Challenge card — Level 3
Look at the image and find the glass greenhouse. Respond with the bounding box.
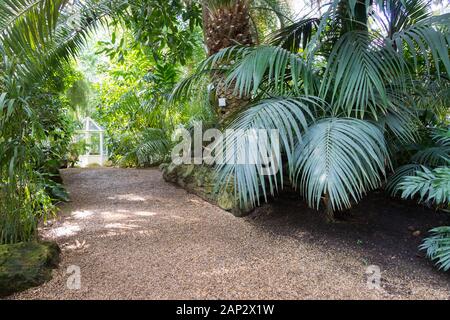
[75,117,107,167]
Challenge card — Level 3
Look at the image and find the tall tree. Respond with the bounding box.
[203,0,254,55]
[202,0,255,123]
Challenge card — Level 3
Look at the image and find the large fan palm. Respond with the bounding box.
[173,0,450,218]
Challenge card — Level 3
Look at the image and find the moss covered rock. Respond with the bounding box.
[161,163,253,216]
[0,241,60,297]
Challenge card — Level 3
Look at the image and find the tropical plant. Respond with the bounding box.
[200,0,291,122]
[388,127,450,203]
[397,166,450,208]
[0,69,69,243]
[406,165,450,272]
[0,0,115,244]
[420,226,450,271]
[384,89,449,272]
[91,29,214,167]
[66,140,88,168]
[173,0,450,220]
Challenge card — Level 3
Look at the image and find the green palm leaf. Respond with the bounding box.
[398,166,450,206]
[268,17,320,51]
[411,146,450,167]
[320,31,405,119]
[170,45,250,101]
[0,0,68,36]
[389,13,450,76]
[135,128,170,166]
[420,226,450,272]
[383,107,418,144]
[1,0,126,83]
[411,129,450,167]
[225,45,319,96]
[292,118,390,211]
[214,97,320,208]
[387,163,423,195]
[374,0,432,36]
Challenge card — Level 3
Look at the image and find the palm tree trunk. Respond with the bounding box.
[203,0,254,55]
[202,0,254,125]
[338,0,369,34]
[323,193,335,222]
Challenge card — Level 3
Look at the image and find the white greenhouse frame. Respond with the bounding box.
[75,117,107,167]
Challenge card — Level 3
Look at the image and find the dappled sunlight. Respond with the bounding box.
[100,210,159,221]
[97,229,156,239]
[101,211,130,221]
[64,239,90,251]
[72,210,95,219]
[170,215,189,220]
[46,207,162,243]
[104,222,140,230]
[4,0,450,301]
[51,224,81,238]
[46,206,163,241]
[134,211,158,217]
[107,194,147,202]
[200,264,251,277]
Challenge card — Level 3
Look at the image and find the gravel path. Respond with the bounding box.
[11,168,450,299]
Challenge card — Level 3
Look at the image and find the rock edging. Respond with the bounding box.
[0,241,60,297]
[160,163,252,217]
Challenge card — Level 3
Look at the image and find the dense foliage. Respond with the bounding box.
[0,0,449,271]
[176,0,450,216]
[174,0,450,268]
[0,0,205,243]
[0,54,75,243]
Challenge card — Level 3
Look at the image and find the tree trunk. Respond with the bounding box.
[202,0,254,125]
[338,0,368,34]
[203,0,254,56]
[323,193,335,222]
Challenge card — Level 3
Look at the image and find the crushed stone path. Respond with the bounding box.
[11,168,450,299]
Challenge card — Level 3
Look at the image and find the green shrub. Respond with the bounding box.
[420,227,450,272]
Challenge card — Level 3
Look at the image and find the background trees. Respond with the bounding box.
[0,0,205,243]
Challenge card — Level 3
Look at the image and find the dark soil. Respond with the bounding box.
[246,190,450,296]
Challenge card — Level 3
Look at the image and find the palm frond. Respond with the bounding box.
[389,13,450,76]
[214,97,320,208]
[398,166,450,206]
[320,31,406,119]
[1,0,126,84]
[381,98,419,143]
[420,226,450,272]
[225,45,319,97]
[411,146,450,167]
[170,45,251,101]
[386,163,423,195]
[268,17,320,51]
[374,0,432,36]
[0,0,68,38]
[135,128,170,166]
[433,128,450,147]
[292,118,390,211]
